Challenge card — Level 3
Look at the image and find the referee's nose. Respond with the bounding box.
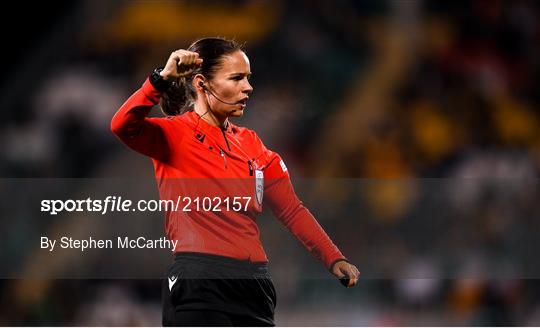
[242,79,253,96]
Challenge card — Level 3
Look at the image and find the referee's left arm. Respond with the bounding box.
[263,155,360,287]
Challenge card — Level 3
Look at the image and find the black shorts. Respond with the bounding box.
[162,252,277,326]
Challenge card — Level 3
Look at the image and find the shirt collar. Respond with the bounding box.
[187,110,235,135]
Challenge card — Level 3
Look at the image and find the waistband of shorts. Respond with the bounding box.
[174,252,269,273]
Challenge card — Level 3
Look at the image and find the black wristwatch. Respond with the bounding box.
[149,68,172,92]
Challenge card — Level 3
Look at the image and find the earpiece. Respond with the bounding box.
[199,81,205,89]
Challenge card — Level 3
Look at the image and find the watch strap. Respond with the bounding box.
[149,68,172,92]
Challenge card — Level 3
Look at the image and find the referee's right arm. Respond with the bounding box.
[111,79,171,161]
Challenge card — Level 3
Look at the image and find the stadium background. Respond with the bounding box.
[1,0,540,325]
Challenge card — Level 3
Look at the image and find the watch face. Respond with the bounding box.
[152,69,162,80]
[150,68,171,91]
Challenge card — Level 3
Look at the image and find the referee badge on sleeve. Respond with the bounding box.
[255,169,264,205]
[280,159,288,172]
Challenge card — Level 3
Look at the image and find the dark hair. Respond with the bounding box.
[161,37,244,116]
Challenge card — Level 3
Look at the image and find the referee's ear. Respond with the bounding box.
[193,74,206,92]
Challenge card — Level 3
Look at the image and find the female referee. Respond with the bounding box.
[111,37,359,326]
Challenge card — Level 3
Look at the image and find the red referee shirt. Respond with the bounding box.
[111,78,346,270]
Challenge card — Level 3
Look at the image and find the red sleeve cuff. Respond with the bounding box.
[141,78,164,105]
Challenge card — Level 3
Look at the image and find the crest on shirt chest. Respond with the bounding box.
[255,169,264,205]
